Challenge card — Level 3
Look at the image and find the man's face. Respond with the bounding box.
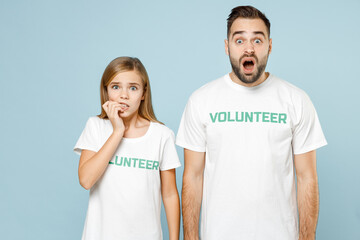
[225,18,272,85]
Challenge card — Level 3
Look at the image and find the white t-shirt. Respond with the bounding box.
[176,73,327,240]
[74,116,181,240]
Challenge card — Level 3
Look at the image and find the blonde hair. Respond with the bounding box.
[98,57,162,124]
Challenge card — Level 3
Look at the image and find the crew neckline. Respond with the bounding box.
[224,73,274,92]
[120,121,153,142]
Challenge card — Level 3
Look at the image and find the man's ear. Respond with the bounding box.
[268,38,272,54]
[225,39,229,56]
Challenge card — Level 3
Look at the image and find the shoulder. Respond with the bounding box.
[270,75,318,124]
[85,116,110,130]
[87,115,101,123]
[271,75,311,103]
[189,75,227,103]
[87,115,105,124]
[150,122,176,139]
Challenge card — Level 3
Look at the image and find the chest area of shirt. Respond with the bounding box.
[108,155,160,171]
[204,107,293,144]
[101,135,163,172]
[209,111,287,124]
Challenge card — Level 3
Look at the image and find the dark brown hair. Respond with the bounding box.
[98,57,162,124]
[227,6,271,38]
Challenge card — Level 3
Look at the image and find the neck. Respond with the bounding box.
[229,71,269,87]
[122,113,141,129]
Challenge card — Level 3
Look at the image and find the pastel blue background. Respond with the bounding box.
[1,0,359,239]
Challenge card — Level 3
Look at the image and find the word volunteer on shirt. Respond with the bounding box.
[109,156,159,170]
[210,111,287,124]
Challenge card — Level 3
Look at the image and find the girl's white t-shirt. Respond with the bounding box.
[176,74,327,240]
[74,117,181,240]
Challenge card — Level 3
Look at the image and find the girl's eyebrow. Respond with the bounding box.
[109,82,141,86]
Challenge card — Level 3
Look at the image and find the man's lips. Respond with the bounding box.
[241,57,256,74]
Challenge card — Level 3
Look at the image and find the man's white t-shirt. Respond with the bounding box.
[74,116,181,240]
[176,74,327,240]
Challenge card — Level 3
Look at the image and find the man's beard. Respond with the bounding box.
[229,52,269,84]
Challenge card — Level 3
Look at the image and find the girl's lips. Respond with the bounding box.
[120,103,129,107]
[119,103,129,111]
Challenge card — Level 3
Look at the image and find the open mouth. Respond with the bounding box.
[119,103,129,110]
[241,57,256,73]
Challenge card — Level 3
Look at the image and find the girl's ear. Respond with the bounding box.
[104,86,109,100]
[141,87,146,100]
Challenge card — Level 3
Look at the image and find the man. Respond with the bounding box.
[176,5,327,240]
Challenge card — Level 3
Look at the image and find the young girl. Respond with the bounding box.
[74,57,181,240]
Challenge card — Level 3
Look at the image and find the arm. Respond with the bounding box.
[78,131,123,190]
[182,149,205,240]
[161,169,180,240]
[294,150,319,240]
[78,101,125,190]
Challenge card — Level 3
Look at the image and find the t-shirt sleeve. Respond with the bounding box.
[292,93,327,155]
[160,130,181,171]
[73,117,101,155]
[176,96,206,152]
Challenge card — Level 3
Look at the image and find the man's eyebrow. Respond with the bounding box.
[232,31,245,38]
[232,31,266,38]
[253,31,266,38]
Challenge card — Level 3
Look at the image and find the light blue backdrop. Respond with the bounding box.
[1,0,359,239]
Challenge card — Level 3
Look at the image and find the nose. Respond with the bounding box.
[244,42,255,55]
[120,89,129,99]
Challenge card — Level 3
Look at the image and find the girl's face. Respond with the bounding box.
[107,70,145,120]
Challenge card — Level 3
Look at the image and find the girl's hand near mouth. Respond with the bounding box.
[102,101,125,134]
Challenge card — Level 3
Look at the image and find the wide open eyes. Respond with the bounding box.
[235,38,262,44]
[111,85,138,91]
[254,39,262,44]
